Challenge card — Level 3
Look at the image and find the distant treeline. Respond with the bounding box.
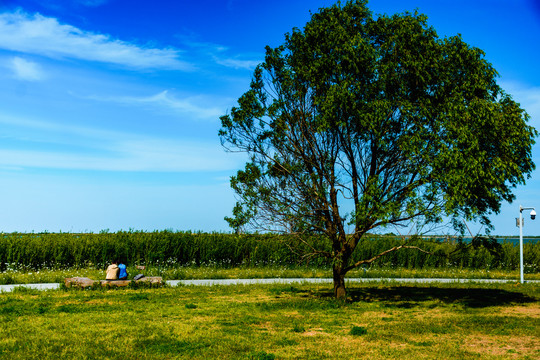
[0,231,538,272]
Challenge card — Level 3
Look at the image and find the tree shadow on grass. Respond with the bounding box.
[319,286,538,308]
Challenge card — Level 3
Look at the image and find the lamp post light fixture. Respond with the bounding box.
[518,205,536,283]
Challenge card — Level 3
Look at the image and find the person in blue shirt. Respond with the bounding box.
[118,259,128,280]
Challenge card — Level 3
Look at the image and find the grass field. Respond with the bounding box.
[1,281,538,359]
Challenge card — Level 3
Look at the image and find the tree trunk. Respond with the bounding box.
[333,265,346,299]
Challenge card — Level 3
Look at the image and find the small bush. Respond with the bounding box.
[350,326,367,336]
[129,294,149,301]
[249,351,275,360]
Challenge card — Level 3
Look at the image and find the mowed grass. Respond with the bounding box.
[1,282,539,359]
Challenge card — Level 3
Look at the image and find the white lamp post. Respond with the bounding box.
[518,205,535,283]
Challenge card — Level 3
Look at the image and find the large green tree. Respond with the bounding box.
[219,0,536,298]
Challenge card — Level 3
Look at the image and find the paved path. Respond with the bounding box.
[1,277,538,293]
[0,283,61,292]
[166,278,539,287]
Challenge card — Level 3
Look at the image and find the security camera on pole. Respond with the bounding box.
[518,205,536,283]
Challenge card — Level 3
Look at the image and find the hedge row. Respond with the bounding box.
[0,231,538,272]
[0,231,304,270]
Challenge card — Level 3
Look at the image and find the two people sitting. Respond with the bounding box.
[106,259,128,280]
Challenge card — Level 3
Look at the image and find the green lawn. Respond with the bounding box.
[1,282,538,359]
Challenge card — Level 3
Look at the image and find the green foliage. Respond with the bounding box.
[0,231,538,275]
[0,231,303,271]
[248,351,276,360]
[128,293,149,301]
[292,323,305,333]
[351,236,540,273]
[349,326,368,335]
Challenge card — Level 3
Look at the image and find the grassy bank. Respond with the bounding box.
[1,266,539,285]
[1,282,538,359]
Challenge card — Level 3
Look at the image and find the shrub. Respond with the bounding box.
[350,326,368,336]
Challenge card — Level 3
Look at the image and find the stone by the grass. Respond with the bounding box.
[64,276,163,288]
[64,277,96,288]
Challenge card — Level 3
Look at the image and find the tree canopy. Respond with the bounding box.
[219,0,537,298]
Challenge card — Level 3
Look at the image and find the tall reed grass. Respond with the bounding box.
[0,231,538,273]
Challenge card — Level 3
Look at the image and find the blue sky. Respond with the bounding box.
[0,0,539,235]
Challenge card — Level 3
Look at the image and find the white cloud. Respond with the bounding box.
[0,140,236,172]
[10,56,44,81]
[0,111,125,144]
[178,36,260,70]
[214,56,260,70]
[0,113,242,172]
[0,11,192,70]
[134,91,225,119]
[79,90,227,120]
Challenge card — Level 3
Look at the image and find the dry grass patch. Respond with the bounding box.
[83,299,116,305]
[498,304,540,318]
[464,335,540,358]
[302,328,329,337]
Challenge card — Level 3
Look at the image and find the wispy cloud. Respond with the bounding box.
[0,113,240,172]
[10,56,45,81]
[128,91,225,119]
[0,11,192,70]
[0,141,235,172]
[78,90,227,120]
[178,36,260,70]
[213,56,260,70]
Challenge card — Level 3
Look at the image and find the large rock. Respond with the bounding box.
[64,276,163,288]
[64,277,96,288]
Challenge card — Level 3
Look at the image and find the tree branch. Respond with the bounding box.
[344,244,433,273]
